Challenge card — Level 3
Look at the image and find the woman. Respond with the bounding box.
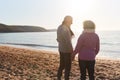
[72,20,100,80]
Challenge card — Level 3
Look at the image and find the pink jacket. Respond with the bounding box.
[74,31,100,60]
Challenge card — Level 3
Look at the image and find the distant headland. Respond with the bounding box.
[0,23,56,32]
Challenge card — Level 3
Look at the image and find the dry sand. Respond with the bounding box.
[0,45,120,80]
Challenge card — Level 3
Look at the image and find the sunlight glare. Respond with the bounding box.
[66,0,97,32]
[68,0,95,16]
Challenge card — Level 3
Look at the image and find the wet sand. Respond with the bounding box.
[0,45,120,80]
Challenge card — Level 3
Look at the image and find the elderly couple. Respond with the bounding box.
[57,16,100,80]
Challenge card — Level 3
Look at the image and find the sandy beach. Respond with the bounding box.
[0,45,120,80]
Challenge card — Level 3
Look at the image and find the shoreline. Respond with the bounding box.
[0,45,120,79]
[1,44,119,61]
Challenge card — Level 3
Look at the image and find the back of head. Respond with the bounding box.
[83,20,95,29]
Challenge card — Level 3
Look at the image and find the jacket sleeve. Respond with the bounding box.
[74,35,83,54]
[95,36,100,55]
[62,28,73,52]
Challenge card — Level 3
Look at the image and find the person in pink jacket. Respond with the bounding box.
[72,20,100,80]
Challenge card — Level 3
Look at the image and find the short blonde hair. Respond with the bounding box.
[83,20,95,29]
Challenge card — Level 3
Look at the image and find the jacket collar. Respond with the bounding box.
[83,29,95,33]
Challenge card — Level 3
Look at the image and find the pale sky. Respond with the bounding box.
[0,0,120,31]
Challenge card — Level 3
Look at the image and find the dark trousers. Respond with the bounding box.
[57,52,71,80]
[79,60,95,80]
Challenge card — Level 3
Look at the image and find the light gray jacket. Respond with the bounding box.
[57,25,73,53]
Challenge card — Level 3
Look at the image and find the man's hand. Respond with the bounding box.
[71,53,75,61]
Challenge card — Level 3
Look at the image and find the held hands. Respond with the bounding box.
[71,53,76,61]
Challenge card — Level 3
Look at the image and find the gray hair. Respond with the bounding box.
[83,20,95,29]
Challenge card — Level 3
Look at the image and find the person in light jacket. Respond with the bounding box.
[72,20,100,80]
[57,15,74,80]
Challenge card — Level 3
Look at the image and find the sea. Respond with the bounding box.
[0,31,120,60]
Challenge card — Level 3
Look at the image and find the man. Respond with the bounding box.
[57,15,74,80]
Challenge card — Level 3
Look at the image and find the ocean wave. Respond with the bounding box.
[1,43,58,48]
[101,42,120,45]
[101,49,120,53]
